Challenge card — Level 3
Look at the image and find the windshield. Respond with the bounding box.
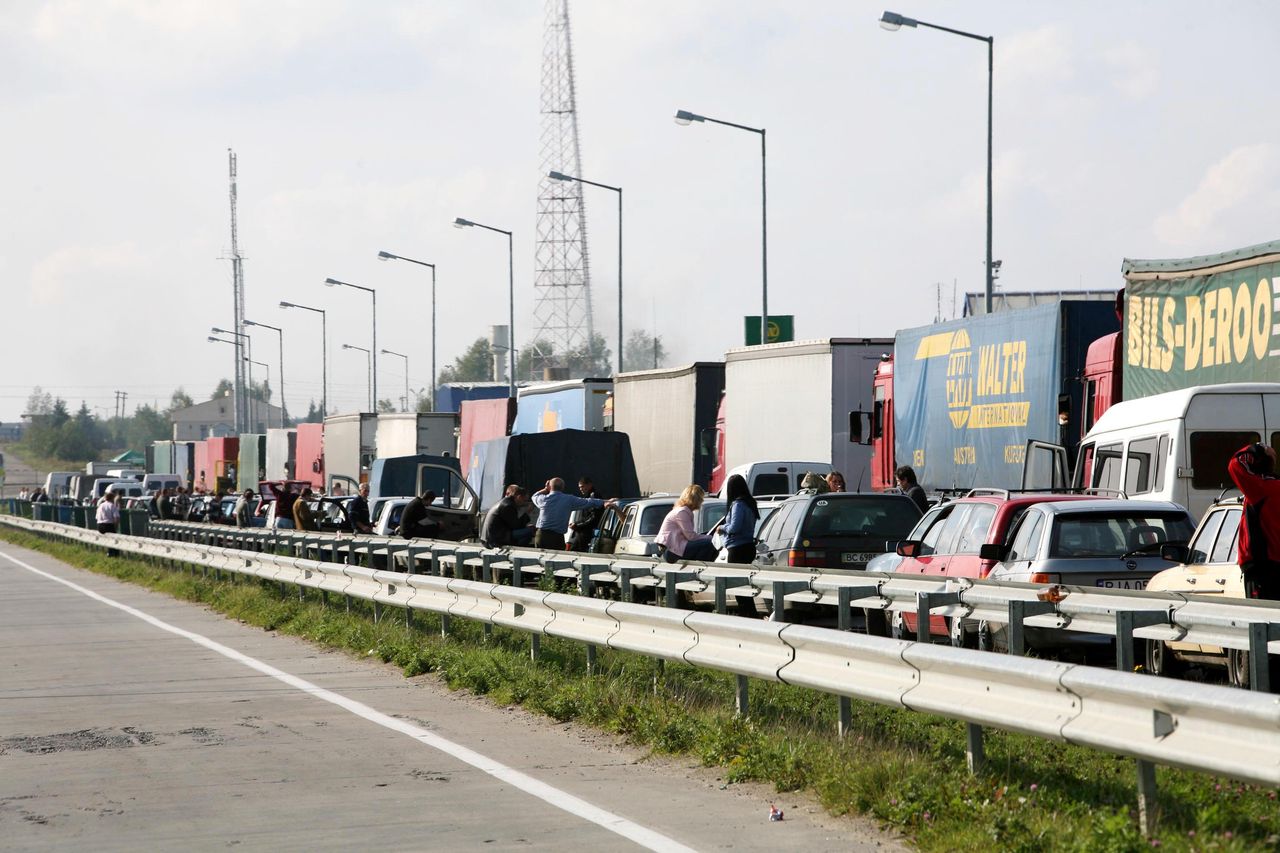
[802,496,921,539]
[1049,511,1194,558]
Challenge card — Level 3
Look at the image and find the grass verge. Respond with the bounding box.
[2,527,1277,851]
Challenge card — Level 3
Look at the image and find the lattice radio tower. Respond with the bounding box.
[533,0,594,373]
[228,149,247,432]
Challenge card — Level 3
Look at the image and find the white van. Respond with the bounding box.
[142,474,183,495]
[1024,383,1280,520]
[94,478,145,501]
[43,471,78,500]
[106,468,145,481]
[721,461,834,497]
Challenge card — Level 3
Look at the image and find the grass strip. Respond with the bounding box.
[3,527,1277,852]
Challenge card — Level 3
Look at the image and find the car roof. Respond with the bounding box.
[1031,498,1189,515]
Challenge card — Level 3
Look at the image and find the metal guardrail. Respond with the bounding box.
[5,513,1280,839]
[137,518,1280,690]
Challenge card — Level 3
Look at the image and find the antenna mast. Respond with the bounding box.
[228,149,247,432]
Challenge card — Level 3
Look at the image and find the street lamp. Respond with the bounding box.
[880,9,994,314]
[324,277,377,412]
[212,326,255,427]
[208,334,256,431]
[279,300,327,419]
[380,348,409,412]
[341,344,372,411]
[674,109,768,346]
[378,250,437,410]
[549,171,623,373]
[245,319,285,427]
[453,217,516,396]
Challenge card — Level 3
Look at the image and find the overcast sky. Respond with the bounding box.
[4,0,1279,422]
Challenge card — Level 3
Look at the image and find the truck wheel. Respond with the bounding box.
[863,608,889,636]
[1143,639,1185,679]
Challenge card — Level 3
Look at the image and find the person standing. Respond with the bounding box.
[292,487,318,531]
[719,474,760,565]
[481,485,534,548]
[398,490,440,540]
[656,485,718,563]
[895,466,929,513]
[155,488,172,520]
[266,482,297,530]
[96,491,121,557]
[531,478,614,551]
[349,482,373,534]
[234,489,255,528]
[568,476,604,551]
[1228,443,1280,600]
[174,486,191,521]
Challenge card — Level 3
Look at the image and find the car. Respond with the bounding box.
[1143,496,1280,688]
[753,491,922,571]
[604,496,727,558]
[880,491,1102,643]
[373,493,479,542]
[979,499,1195,653]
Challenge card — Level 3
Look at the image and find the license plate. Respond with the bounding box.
[1096,578,1148,590]
[842,552,876,564]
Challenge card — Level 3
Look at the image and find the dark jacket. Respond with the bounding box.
[398,494,438,539]
[481,496,527,547]
[349,494,372,533]
[904,484,928,513]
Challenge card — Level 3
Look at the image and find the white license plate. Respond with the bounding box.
[1096,578,1148,590]
[842,552,876,564]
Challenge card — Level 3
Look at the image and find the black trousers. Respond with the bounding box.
[534,529,566,551]
[1244,563,1280,601]
[97,522,119,557]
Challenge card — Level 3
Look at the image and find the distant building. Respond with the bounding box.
[169,397,283,440]
[0,422,24,441]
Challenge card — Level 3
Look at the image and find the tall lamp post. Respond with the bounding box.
[324,278,377,412]
[381,349,409,412]
[453,217,516,396]
[208,334,255,429]
[378,251,437,410]
[341,344,372,411]
[212,326,255,427]
[279,300,327,419]
[674,108,768,346]
[244,319,285,427]
[548,171,623,373]
[880,10,994,314]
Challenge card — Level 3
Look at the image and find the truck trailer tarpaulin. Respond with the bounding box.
[893,301,1117,492]
[467,430,640,510]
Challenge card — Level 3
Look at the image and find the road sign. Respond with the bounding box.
[744,315,794,346]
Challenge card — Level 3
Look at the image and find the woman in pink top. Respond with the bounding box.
[655,485,718,563]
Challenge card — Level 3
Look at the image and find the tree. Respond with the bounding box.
[623,329,668,372]
[565,333,611,377]
[438,337,495,384]
[515,338,557,381]
[211,378,234,400]
[377,398,395,413]
[25,386,53,417]
[125,404,170,449]
[164,387,194,417]
[301,400,323,423]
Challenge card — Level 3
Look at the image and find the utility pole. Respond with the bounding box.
[227,149,247,433]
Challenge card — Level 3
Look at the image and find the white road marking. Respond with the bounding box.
[1,549,697,853]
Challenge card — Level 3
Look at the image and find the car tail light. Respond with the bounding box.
[1030,572,1060,585]
[787,549,825,567]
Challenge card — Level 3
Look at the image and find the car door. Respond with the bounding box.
[895,504,954,576]
[756,500,802,566]
[944,502,998,580]
[1022,440,1068,490]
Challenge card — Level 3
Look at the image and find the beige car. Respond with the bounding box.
[1144,497,1254,685]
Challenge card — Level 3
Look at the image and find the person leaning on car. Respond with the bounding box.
[292,487,318,531]
[1228,442,1280,600]
[531,478,616,551]
[349,482,373,534]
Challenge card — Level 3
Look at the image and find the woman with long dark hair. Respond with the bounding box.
[720,474,759,564]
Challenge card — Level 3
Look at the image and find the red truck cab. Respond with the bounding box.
[870,356,895,492]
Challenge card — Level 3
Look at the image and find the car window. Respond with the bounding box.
[800,497,920,539]
[753,473,788,496]
[1049,512,1195,558]
[1006,510,1046,562]
[699,501,727,534]
[778,501,808,542]
[1188,509,1226,563]
[908,505,946,541]
[932,504,976,555]
[1209,508,1242,564]
[1190,431,1260,490]
[638,505,670,537]
[952,503,997,555]
[1124,436,1160,495]
[917,505,955,556]
[1093,444,1123,492]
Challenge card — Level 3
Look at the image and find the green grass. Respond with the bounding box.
[2,526,1277,851]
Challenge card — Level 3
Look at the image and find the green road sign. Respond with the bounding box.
[744,315,794,346]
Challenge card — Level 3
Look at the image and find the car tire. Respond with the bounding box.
[863,608,889,637]
[889,610,907,641]
[976,620,1008,654]
[949,615,977,649]
[1228,647,1251,689]
[1143,638,1185,679]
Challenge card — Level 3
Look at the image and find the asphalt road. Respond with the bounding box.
[0,541,904,852]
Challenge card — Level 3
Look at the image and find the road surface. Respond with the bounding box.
[0,541,904,851]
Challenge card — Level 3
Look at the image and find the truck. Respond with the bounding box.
[870,301,1118,493]
[294,423,324,490]
[148,440,195,487]
[611,363,725,494]
[720,338,892,493]
[237,434,266,492]
[207,436,240,494]
[193,440,210,492]
[434,382,512,413]
[265,428,297,481]
[513,378,612,434]
[374,412,458,459]
[322,413,377,494]
[459,397,516,477]
[467,430,641,510]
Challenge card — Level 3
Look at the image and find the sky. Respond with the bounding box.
[3,0,1279,422]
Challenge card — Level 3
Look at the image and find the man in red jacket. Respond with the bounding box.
[1227,442,1280,600]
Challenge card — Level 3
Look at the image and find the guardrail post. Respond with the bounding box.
[665,571,698,609]
[1115,610,1169,673]
[917,591,961,643]
[586,643,597,674]
[530,634,540,661]
[1136,759,1157,838]
[578,563,594,598]
[966,724,985,774]
[1247,622,1280,692]
[1007,600,1056,656]
[617,566,649,603]
[770,580,809,623]
[836,588,857,736]
[481,552,495,584]
[735,674,749,717]
[714,576,730,614]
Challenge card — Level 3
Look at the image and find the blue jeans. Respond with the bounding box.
[511,527,535,546]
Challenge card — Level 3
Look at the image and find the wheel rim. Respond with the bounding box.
[1146,639,1162,675]
[891,611,906,641]
[949,616,967,648]
[1229,648,1250,688]
[977,620,992,652]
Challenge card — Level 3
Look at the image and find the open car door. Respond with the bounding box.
[1022,440,1068,491]
[416,463,481,541]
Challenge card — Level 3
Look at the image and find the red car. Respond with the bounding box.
[887,492,1097,645]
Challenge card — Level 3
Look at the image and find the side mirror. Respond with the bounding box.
[1160,543,1191,564]
[849,411,872,445]
[978,542,1006,562]
[895,540,920,558]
